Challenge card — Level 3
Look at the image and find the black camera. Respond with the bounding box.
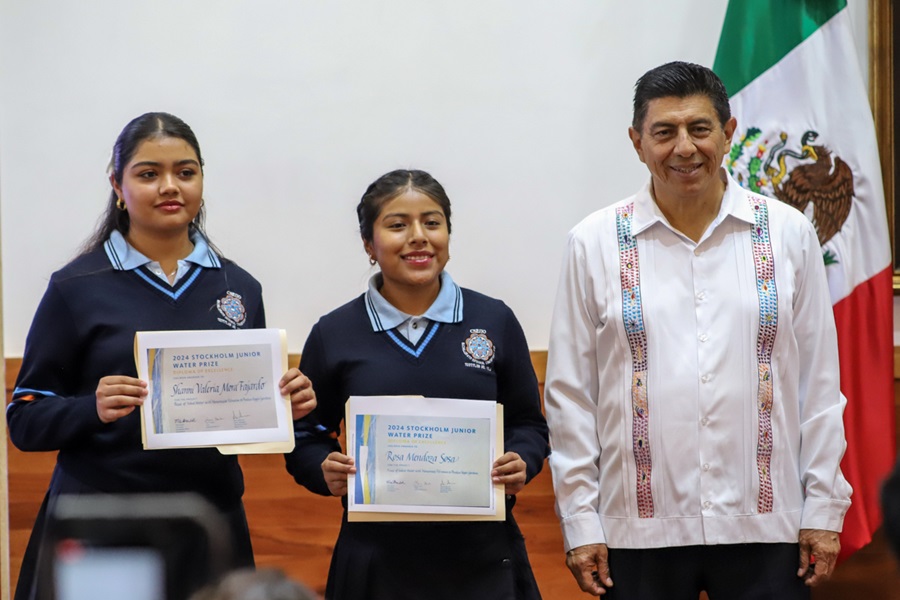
[38,493,233,600]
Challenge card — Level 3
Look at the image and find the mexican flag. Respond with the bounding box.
[714,0,895,561]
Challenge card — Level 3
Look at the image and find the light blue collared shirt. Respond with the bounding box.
[364,271,464,343]
[103,229,221,284]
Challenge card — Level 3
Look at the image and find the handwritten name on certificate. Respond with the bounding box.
[347,396,500,518]
[135,329,293,451]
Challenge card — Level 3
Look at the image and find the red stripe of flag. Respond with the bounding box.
[833,266,896,561]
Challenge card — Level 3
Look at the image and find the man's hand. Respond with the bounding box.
[565,543,613,596]
[798,528,840,586]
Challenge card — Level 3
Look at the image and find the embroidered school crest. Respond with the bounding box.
[462,329,495,370]
[726,127,855,265]
[217,291,247,328]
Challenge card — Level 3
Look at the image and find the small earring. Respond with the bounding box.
[368,256,377,266]
[116,198,126,211]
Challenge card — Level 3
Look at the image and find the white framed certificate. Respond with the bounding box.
[346,396,505,521]
[134,328,293,453]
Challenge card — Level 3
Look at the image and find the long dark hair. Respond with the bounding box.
[356,169,452,244]
[80,112,215,255]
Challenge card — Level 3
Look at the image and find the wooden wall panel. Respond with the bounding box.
[1,329,7,599]
[5,355,900,598]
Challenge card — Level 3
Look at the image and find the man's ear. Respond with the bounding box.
[628,126,646,164]
[723,116,738,151]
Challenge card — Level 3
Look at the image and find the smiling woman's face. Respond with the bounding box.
[111,135,203,242]
[365,189,450,305]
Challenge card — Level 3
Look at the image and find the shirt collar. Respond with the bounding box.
[364,271,464,332]
[720,169,757,225]
[630,168,754,237]
[103,229,221,271]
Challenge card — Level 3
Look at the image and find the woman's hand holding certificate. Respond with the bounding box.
[95,375,148,423]
[323,452,357,497]
[491,452,527,495]
[279,367,317,421]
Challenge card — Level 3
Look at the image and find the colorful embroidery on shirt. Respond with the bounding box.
[616,203,653,518]
[748,195,777,513]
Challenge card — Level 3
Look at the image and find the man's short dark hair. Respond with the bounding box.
[632,61,731,131]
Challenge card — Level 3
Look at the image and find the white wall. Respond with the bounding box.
[0,0,877,355]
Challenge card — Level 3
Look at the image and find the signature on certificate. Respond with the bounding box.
[385,479,406,492]
[232,410,250,429]
[440,479,456,493]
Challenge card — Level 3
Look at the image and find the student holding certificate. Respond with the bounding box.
[7,113,317,600]
[285,169,550,600]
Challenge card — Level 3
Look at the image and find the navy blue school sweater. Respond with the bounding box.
[285,289,549,494]
[285,288,549,600]
[7,247,265,509]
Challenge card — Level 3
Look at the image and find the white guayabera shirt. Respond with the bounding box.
[544,169,851,551]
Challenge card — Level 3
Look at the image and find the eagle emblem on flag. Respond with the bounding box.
[726,128,855,263]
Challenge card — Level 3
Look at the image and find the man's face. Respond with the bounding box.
[628,94,736,205]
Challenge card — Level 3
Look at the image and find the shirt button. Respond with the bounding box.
[701,374,711,383]
[701,417,709,426]
[697,291,706,301]
[702,463,710,471]
[412,322,418,329]
[694,249,701,256]
[703,500,712,510]
[698,333,709,342]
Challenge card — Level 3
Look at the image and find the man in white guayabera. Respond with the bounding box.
[544,61,851,600]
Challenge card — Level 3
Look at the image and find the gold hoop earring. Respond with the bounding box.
[116,198,126,211]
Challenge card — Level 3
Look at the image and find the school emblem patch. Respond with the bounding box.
[462,329,495,370]
[217,291,247,328]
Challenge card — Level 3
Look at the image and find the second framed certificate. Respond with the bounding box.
[346,396,505,521]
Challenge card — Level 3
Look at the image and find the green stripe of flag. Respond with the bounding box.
[713,0,846,96]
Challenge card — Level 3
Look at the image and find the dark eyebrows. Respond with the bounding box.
[380,210,445,220]
[648,117,715,132]
[129,159,201,170]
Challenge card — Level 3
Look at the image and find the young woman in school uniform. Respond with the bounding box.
[285,169,549,600]
[8,112,317,600]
